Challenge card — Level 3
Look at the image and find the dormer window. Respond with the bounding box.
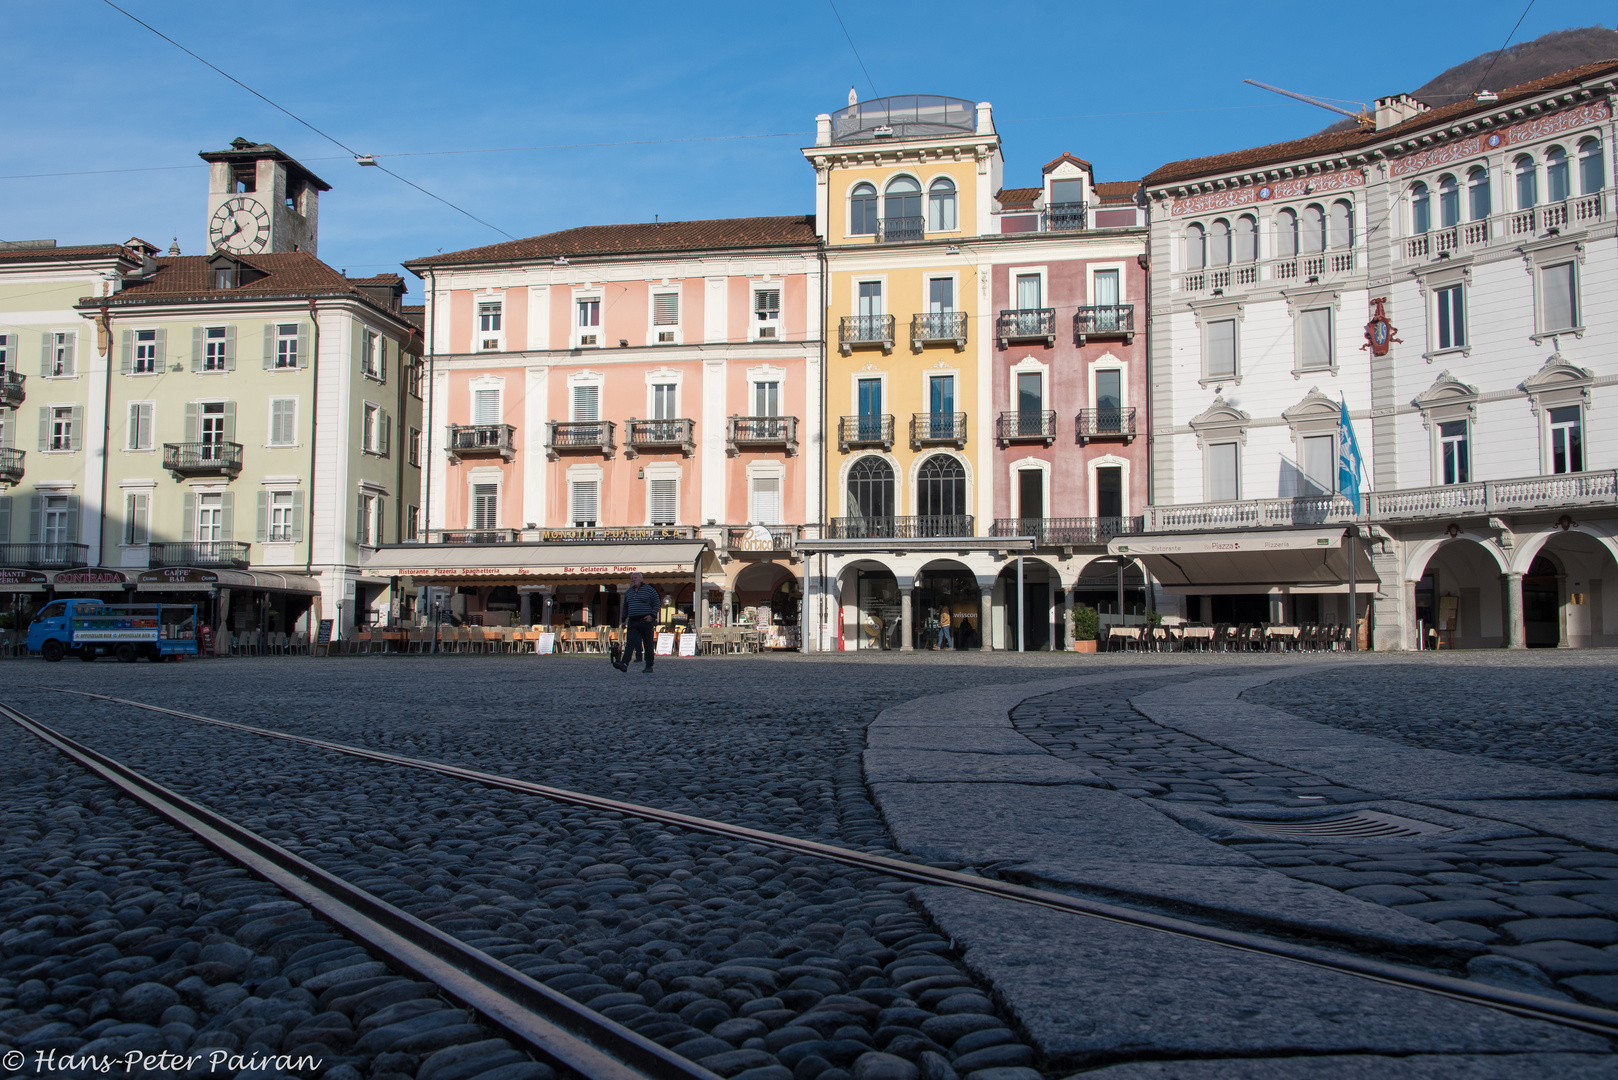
[214,268,234,289]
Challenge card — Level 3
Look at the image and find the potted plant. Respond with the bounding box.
[1070,605,1100,653]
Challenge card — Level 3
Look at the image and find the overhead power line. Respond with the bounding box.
[827,0,878,100]
[1472,0,1539,94]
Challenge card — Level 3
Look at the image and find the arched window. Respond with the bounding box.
[1467,166,1490,222]
[1209,219,1231,266]
[1275,208,1298,256]
[927,178,957,231]
[884,176,921,221]
[848,456,894,522]
[1184,223,1205,269]
[1514,156,1537,209]
[1410,183,1431,233]
[1328,200,1354,249]
[1580,136,1605,194]
[916,455,966,524]
[1438,175,1460,227]
[1546,147,1570,202]
[1233,215,1257,263]
[850,183,877,235]
[1301,204,1325,253]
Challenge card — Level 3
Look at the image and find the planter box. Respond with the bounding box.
[1072,640,1098,653]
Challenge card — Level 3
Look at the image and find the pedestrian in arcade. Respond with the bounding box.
[616,571,660,673]
[937,606,953,650]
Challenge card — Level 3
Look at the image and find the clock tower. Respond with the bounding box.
[200,137,331,256]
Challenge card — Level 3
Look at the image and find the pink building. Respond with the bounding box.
[392,218,823,639]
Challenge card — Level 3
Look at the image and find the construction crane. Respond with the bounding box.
[1243,79,1375,132]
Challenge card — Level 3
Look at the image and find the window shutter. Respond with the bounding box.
[256,490,269,543]
[223,325,237,371]
[127,403,141,450]
[752,476,781,525]
[263,324,276,369]
[182,492,195,542]
[219,492,233,544]
[1544,263,1575,330]
[28,495,43,542]
[64,496,80,546]
[379,339,387,382]
[473,389,500,424]
[38,407,49,452]
[472,483,497,530]
[650,478,677,524]
[375,497,385,543]
[1300,309,1332,369]
[297,323,310,369]
[653,292,679,326]
[382,411,391,457]
[222,400,237,443]
[140,403,153,450]
[0,496,10,544]
[63,332,75,376]
[290,490,305,541]
[572,384,599,422]
[1208,320,1236,379]
[357,493,367,543]
[191,326,203,372]
[184,402,199,443]
[69,406,83,452]
[154,328,166,369]
[121,329,134,375]
[40,332,50,376]
[132,493,148,545]
[569,480,598,525]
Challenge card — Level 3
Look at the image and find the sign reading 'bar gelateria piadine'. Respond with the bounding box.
[1389,101,1612,176]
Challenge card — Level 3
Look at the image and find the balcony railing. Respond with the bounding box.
[839,414,895,452]
[989,517,1144,545]
[1076,407,1137,444]
[996,308,1056,348]
[0,542,87,569]
[148,541,250,569]
[412,525,697,545]
[1,371,24,407]
[878,216,925,243]
[911,311,968,351]
[1402,195,1607,262]
[826,515,974,539]
[996,410,1057,446]
[1046,202,1088,231]
[1073,305,1135,344]
[1176,250,1358,293]
[0,447,22,484]
[546,420,616,458]
[625,418,695,457]
[163,441,243,478]
[725,524,799,554]
[728,415,799,456]
[447,423,517,462]
[839,315,895,355]
[910,412,967,449]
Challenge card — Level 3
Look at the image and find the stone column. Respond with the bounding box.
[900,587,914,652]
[1503,572,1527,649]
[520,592,532,628]
[723,588,734,626]
[979,588,994,651]
[1557,574,1569,648]
[1401,579,1419,651]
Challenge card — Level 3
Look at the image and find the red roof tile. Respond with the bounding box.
[995,187,1041,209]
[0,243,131,263]
[1042,152,1093,174]
[1144,59,1618,187]
[75,251,411,322]
[406,216,818,269]
[1093,181,1141,207]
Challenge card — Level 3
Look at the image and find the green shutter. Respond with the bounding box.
[181,491,195,542]
[63,333,75,376]
[69,406,83,452]
[382,411,391,457]
[219,491,234,544]
[223,325,237,372]
[40,332,50,376]
[154,328,166,370]
[0,495,10,544]
[120,329,134,375]
[297,322,310,369]
[376,497,385,543]
[191,326,203,373]
[184,402,199,444]
[38,406,49,452]
[28,495,43,542]
[256,490,269,543]
[380,339,388,383]
[263,324,276,370]
[222,400,237,443]
[290,490,305,542]
[64,496,80,548]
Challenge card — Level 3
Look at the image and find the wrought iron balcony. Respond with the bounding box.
[447,423,517,462]
[1073,305,1135,344]
[878,216,925,243]
[405,525,698,545]
[996,308,1056,348]
[990,517,1144,546]
[910,412,967,449]
[827,515,975,539]
[728,415,799,456]
[839,314,895,355]
[546,419,616,459]
[725,524,799,554]
[163,442,243,478]
[839,414,896,452]
[625,418,695,457]
[0,447,21,485]
[147,541,250,570]
[996,410,1057,446]
[0,542,87,569]
[1,371,24,407]
[1046,202,1088,231]
[1076,407,1137,444]
[910,311,968,351]
[420,528,519,544]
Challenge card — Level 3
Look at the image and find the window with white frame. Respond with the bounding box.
[1298,308,1333,371]
[197,492,224,544]
[362,403,389,455]
[651,383,676,420]
[134,330,159,374]
[1541,262,1578,333]
[471,483,498,531]
[47,406,76,451]
[1467,166,1490,222]
[46,331,76,377]
[1183,223,1206,269]
[1515,156,1538,209]
[576,297,601,346]
[1410,184,1431,233]
[478,302,502,350]
[123,491,149,546]
[275,324,300,368]
[1206,318,1237,380]
[267,491,299,542]
[472,387,501,425]
[652,291,679,343]
[203,326,228,371]
[1549,406,1584,474]
[360,329,381,379]
[1438,175,1460,227]
[927,178,957,231]
[849,183,878,235]
[571,383,600,423]
[754,287,781,338]
[1580,136,1605,194]
[1275,209,1298,256]
[269,398,297,446]
[1301,434,1336,495]
[753,380,779,417]
[1207,442,1240,502]
[1435,284,1466,350]
[1439,420,1470,484]
[568,478,598,527]
[127,402,153,451]
[750,473,782,525]
[406,505,419,541]
[648,474,678,526]
[1547,147,1571,201]
[356,493,377,545]
[42,495,72,545]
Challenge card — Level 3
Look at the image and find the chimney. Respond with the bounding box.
[816,113,832,147]
[1374,94,1429,132]
[976,101,994,136]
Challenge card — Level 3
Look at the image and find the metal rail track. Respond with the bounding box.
[36,688,1618,1042]
[0,700,722,1080]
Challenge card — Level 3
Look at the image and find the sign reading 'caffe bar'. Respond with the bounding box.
[137,568,220,585]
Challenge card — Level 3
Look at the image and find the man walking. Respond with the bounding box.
[617,571,660,673]
[937,606,953,650]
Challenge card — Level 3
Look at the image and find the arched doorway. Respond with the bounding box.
[838,560,900,650]
[916,455,967,534]
[1405,536,1509,649]
[995,558,1063,650]
[1519,528,1618,648]
[1523,554,1561,648]
[847,456,895,537]
[734,562,801,648]
[914,558,980,650]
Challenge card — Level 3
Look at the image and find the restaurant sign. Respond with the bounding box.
[0,568,49,588]
[54,568,130,590]
[138,568,220,585]
[407,564,687,579]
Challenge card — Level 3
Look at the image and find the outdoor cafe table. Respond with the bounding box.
[1106,627,1142,651]
[1265,625,1301,651]
[1179,627,1214,651]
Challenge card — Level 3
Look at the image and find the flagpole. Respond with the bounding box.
[1347,522,1357,652]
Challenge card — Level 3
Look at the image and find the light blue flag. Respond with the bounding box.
[1338,396,1365,514]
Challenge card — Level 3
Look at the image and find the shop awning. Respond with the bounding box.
[1107,527,1378,589]
[358,540,720,585]
[134,567,322,594]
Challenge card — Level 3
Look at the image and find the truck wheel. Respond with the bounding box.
[79,647,98,662]
[41,639,65,663]
[147,650,166,663]
[116,644,138,663]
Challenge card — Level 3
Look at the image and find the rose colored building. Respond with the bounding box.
[378,218,823,641]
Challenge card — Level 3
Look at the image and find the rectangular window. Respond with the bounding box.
[577,298,600,346]
[478,302,501,351]
[1440,420,1469,485]
[754,288,780,338]
[204,327,228,371]
[652,292,679,326]
[408,427,421,467]
[1016,273,1042,310]
[269,492,295,542]
[754,381,779,417]
[1207,319,1237,379]
[1209,442,1239,501]
[276,324,299,369]
[269,398,297,446]
[363,403,379,453]
[857,281,883,317]
[1093,269,1120,320]
[1017,371,1042,413]
[569,480,598,527]
[197,493,223,544]
[1096,466,1123,519]
[47,331,76,377]
[0,333,9,375]
[750,475,781,525]
[1436,285,1465,350]
[127,402,153,451]
[649,478,678,525]
[929,374,955,415]
[857,377,882,418]
[1096,370,1122,431]
[134,330,159,374]
[1018,468,1043,520]
[571,384,600,422]
[50,406,73,451]
[356,493,375,545]
[200,401,226,448]
[1549,405,1584,474]
[1298,308,1333,370]
[406,505,419,541]
[472,388,501,424]
[929,277,954,313]
[1543,262,1577,332]
[652,383,676,420]
[123,493,149,546]
[43,495,71,544]
[1301,434,1336,494]
[360,329,381,378]
[472,483,498,531]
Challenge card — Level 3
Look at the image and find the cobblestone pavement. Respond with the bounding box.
[1243,664,1618,778]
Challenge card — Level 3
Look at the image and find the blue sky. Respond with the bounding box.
[6,1,1611,289]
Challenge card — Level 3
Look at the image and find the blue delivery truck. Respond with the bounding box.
[27,598,201,663]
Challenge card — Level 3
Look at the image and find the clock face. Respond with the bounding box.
[209,196,270,253]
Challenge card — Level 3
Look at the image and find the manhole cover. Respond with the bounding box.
[1227,809,1450,839]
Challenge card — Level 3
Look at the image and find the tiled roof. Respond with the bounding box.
[76,251,411,322]
[1042,152,1093,174]
[351,273,405,287]
[407,215,818,269]
[1093,181,1141,207]
[995,187,1041,210]
[1144,59,1618,187]
[0,243,130,263]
